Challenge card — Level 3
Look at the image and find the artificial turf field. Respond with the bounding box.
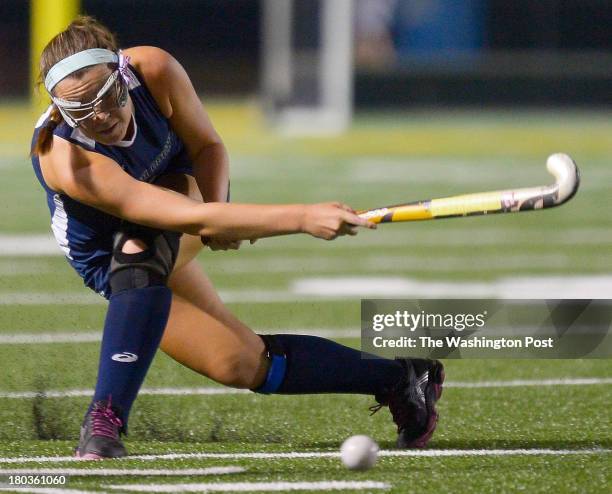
[0,103,610,492]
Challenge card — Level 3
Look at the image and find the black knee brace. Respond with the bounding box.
[109,223,182,294]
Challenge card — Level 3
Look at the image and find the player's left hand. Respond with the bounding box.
[201,236,242,251]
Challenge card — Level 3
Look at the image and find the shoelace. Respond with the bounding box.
[369,363,425,420]
[90,400,123,439]
[369,384,419,429]
[388,394,413,429]
[370,397,412,432]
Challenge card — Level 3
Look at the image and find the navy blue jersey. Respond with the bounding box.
[30,65,193,298]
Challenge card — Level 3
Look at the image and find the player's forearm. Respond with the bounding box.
[99,178,302,239]
[192,142,230,203]
[190,202,305,240]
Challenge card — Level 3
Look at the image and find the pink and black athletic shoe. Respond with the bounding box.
[75,399,127,459]
[371,358,445,448]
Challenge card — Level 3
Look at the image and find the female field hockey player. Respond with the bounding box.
[30,17,444,459]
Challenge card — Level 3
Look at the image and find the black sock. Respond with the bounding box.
[255,334,403,395]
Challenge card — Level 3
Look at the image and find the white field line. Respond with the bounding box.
[126,448,612,461]
[201,254,583,274]
[238,228,612,250]
[0,329,360,345]
[2,250,611,275]
[0,448,609,465]
[1,228,612,257]
[2,246,608,275]
[1,378,610,400]
[290,275,612,299]
[0,467,244,476]
[2,274,612,305]
[0,489,91,494]
[0,387,250,399]
[105,481,390,492]
[0,235,62,256]
[446,377,612,388]
[0,332,102,344]
[347,157,612,187]
[0,292,105,305]
[234,157,612,190]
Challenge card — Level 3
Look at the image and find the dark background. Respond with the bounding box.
[1,0,610,106]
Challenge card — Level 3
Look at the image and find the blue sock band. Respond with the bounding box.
[255,353,287,394]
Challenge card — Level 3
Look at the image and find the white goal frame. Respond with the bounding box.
[261,0,354,135]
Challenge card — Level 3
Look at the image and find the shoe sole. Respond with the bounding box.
[402,360,445,448]
[75,448,127,460]
[75,451,104,460]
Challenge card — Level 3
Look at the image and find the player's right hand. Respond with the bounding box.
[301,202,376,240]
[201,236,242,251]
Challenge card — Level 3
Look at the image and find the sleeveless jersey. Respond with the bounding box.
[30,65,192,297]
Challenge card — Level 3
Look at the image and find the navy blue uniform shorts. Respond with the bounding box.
[69,165,193,300]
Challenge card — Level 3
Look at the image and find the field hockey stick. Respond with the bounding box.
[357,153,580,224]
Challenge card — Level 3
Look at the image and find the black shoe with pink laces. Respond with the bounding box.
[75,399,127,459]
[370,358,445,448]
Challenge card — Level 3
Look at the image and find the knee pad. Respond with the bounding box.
[109,223,182,293]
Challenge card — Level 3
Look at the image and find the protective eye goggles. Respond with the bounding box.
[44,48,132,128]
[52,70,128,127]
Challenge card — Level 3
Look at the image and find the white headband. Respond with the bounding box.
[44,48,119,93]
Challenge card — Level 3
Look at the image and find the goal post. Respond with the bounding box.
[30,0,80,110]
[261,0,354,135]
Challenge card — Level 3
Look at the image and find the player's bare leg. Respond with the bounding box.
[154,172,268,389]
[163,261,268,389]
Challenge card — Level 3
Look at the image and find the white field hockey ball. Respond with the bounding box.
[340,435,379,470]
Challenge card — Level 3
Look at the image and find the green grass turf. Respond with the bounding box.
[0,446,609,494]
[0,104,610,492]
